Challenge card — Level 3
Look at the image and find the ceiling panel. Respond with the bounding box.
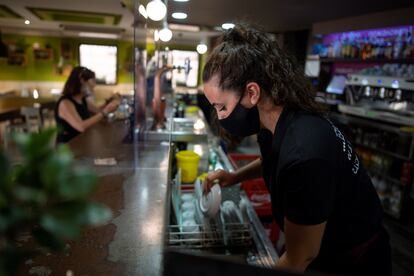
[167,0,414,32]
[27,7,121,25]
[0,4,22,19]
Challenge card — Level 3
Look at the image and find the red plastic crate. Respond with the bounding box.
[229,153,280,244]
[242,179,272,217]
[228,154,272,217]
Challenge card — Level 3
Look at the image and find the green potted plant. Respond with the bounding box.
[0,129,112,275]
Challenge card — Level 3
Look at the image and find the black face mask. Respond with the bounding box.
[219,95,260,137]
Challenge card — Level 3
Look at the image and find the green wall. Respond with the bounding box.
[0,33,206,86]
[0,34,135,83]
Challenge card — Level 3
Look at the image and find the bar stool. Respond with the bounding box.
[21,106,43,132]
[41,108,55,128]
[3,106,42,149]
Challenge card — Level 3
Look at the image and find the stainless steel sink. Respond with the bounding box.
[137,117,209,143]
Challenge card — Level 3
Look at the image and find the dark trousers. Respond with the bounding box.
[355,227,392,276]
[308,227,392,276]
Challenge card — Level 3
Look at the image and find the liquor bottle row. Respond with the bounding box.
[313,30,414,60]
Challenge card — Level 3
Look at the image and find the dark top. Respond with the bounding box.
[55,95,91,144]
[257,108,383,260]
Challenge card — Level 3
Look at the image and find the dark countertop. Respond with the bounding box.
[21,120,171,276]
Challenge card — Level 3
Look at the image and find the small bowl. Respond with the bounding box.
[181,219,200,242]
[181,219,199,233]
[181,193,194,203]
[199,184,221,218]
[182,210,195,222]
[181,201,195,212]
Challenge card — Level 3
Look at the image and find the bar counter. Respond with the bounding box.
[21,120,170,276]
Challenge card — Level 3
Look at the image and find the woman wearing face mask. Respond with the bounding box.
[202,24,391,276]
[55,66,120,144]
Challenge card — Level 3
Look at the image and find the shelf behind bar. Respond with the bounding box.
[320,57,414,63]
[353,141,411,161]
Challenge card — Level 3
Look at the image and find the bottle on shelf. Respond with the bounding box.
[384,38,393,60]
[393,31,403,59]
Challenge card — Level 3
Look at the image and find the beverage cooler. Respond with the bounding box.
[331,74,414,219]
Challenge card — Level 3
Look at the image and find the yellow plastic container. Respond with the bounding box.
[185,105,199,113]
[176,150,201,183]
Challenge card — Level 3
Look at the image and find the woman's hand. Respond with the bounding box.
[103,100,119,113]
[202,169,237,194]
[202,159,263,195]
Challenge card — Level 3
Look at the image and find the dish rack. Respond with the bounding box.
[168,222,252,249]
[167,165,278,268]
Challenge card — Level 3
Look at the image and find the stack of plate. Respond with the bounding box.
[194,178,222,219]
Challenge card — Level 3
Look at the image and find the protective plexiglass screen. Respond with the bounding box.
[171,50,199,87]
[79,44,117,85]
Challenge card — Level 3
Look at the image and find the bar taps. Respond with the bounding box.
[135,61,147,131]
[151,65,173,130]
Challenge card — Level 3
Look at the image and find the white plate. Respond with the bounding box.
[194,178,202,199]
[199,184,221,218]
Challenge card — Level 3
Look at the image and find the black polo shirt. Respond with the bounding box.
[257,108,383,256]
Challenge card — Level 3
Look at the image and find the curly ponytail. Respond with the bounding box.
[203,23,325,114]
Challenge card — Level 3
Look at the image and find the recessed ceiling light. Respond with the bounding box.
[172,12,187,19]
[221,23,235,30]
[196,43,208,54]
[24,20,30,25]
[174,0,190,2]
[146,0,167,21]
[159,28,173,42]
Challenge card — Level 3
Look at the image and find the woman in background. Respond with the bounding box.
[55,66,119,143]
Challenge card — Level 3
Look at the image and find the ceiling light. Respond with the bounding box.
[196,43,208,54]
[159,28,173,42]
[146,0,167,21]
[138,4,148,19]
[221,23,235,30]
[78,32,118,39]
[24,20,30,25]
[174,0,190,2]
[169,23,200,32]
[172,12,187,20]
